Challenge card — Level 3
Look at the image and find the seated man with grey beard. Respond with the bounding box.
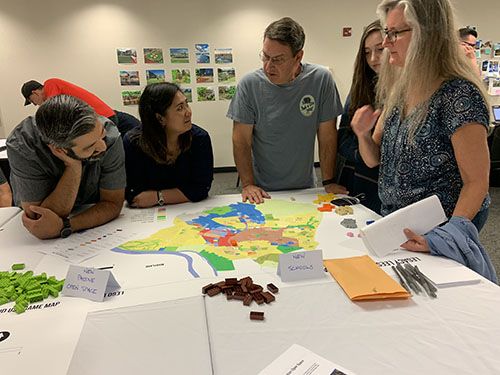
[7,95,126,239]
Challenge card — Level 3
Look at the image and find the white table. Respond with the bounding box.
[1,189,499,374]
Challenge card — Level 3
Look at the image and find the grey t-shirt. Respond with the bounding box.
[7,116,126,207]
[227,62,342,191]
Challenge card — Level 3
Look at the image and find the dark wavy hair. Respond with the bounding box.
[347,20,383,118]
[133,82,192,164]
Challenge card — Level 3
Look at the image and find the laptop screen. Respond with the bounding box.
[494,106,500,122]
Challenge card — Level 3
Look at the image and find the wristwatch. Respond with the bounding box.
[157,190,165,206]
[322,178,336,186]
[60,217,72,238]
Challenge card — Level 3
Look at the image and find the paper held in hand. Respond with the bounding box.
[359,195,447,258]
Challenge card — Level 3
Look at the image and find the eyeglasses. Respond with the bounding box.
[462,41,476,48]
[383,28,412,42]
[259,51,293,65]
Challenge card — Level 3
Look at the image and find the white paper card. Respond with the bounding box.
[359,195,447,257]
[277,250,324,282]
[63,265,120,302]
[258,344,357,375]
[423,266,481,288]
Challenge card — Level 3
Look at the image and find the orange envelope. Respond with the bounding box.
[324,255,411,300]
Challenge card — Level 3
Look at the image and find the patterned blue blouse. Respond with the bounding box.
[379,78,490,218]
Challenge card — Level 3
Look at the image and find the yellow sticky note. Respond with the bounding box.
[324,255,411,301]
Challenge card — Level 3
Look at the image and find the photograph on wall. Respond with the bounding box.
[180,88,193,103]
[144,48,164,64]
[215,48,233,64]
[146,69,166,84]
[197,86,215,102]
[494,43,500,58]
[480,40,492,57]
[122,91,141,105]
[217,67,235,83]
[120,71,140,86]
[218,85,236,101]
[195,43,210,63]
[195,68,214,83]
[488,60,499,75]
[172,69,191,84]
[117,48,138,64]
[170,48,189,63]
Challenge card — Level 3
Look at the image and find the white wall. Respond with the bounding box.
[1,0,499,166]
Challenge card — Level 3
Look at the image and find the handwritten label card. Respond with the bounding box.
[277,250,325,282]
[63,265,120,302]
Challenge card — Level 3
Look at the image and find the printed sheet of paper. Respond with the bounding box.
[258,344,357,375]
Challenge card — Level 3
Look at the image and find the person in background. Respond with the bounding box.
[228,17,346,204]
[338,20,384,214]
[0,169,12,207]
[458,27,480,74]
[21,78,139,137]
[123,82,213,207]
[351,0,495,282]
[7,95,126,239]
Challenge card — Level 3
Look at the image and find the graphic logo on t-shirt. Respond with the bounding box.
[299,95,315,117]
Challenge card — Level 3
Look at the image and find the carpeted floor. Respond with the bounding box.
[211,171,500,283]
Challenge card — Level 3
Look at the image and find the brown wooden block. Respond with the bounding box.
[225,278,238,285]
[252,292,265,305]
[202,283,214,294]
[250,311,264,320]
[243,295,253,306]
[207,286,221,297]
[266,283,279,293]
[261,291,275,304]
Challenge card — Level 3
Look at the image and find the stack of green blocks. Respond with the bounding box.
[0,263,65,314]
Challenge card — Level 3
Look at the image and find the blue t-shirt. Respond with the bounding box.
[227,62,342,191]
[379,78,490,218]
[123,124,214,204]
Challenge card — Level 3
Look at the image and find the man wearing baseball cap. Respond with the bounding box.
[21,78,119,125]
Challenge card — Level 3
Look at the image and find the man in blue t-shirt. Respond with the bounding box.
[227,17,347,204]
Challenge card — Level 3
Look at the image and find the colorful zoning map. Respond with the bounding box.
[113,200,322,273]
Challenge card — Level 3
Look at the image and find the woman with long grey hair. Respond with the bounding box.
[352,0,492,258]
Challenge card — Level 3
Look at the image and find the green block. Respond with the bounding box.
[11,263,25,271]
[13,303,25,314]
[47,286,59,298]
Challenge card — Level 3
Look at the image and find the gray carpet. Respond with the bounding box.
[211,171,500,283]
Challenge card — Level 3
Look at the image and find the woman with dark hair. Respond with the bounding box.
[123,82,213,207]
[338,20,383,213]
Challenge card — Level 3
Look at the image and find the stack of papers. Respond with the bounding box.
[324,255,411,300]
[359,195,447,257]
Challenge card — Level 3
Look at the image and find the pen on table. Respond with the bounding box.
[414,265,438,296]
[405,264,437,298]
[396,264,421,295]
[392,265,410,293]
[97,266,114,270]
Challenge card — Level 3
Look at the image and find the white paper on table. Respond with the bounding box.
[421,265,481,288]
[0,207,21,229]
[359,195,447,257]
[258,344,357,375]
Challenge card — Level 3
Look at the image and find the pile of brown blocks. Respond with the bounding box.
[202,277,279,320]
